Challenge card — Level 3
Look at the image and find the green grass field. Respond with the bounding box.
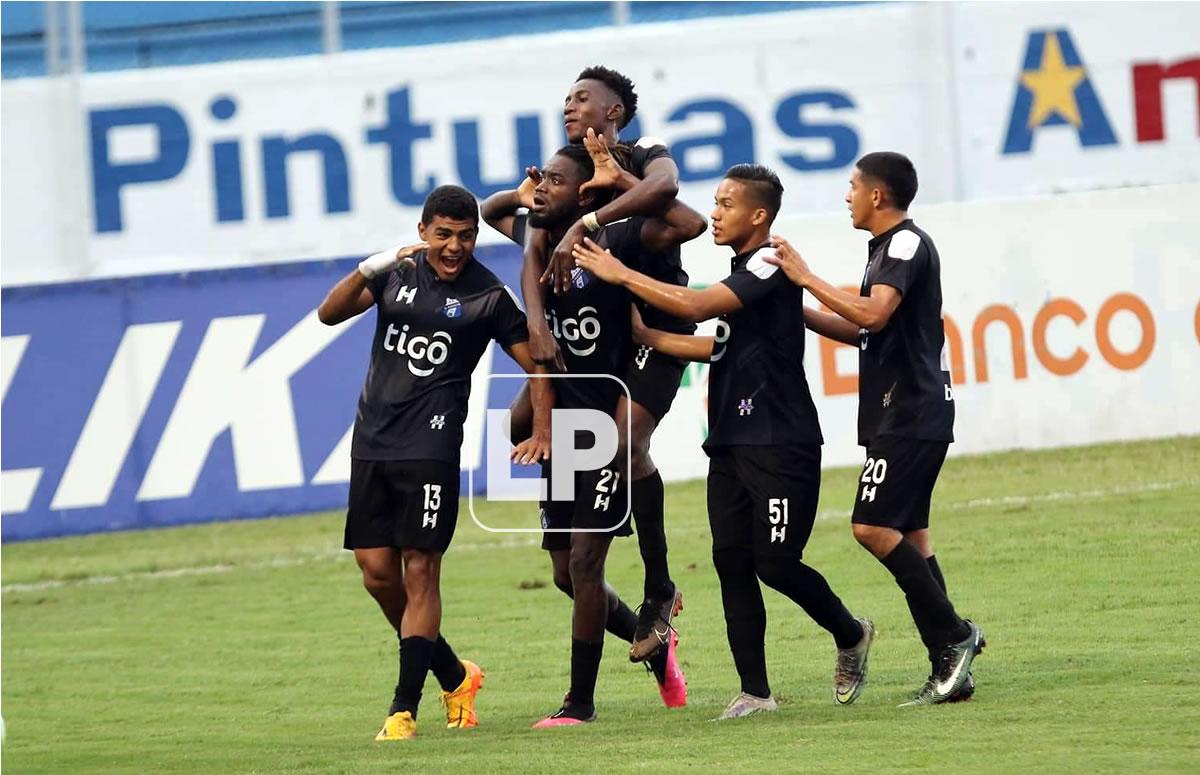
[4,437,1199,773]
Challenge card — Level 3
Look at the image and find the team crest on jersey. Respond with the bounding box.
[738,398,754,416]
[570,267,590,289]
[443,298,462,318]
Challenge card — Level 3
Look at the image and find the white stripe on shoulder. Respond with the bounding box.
[635,136,667,149]
[887,230,921,261]
[745,247,780,280]
[503,284,525,313]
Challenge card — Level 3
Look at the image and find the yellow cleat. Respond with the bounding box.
[375,710,416,741]
[441,659,485,729]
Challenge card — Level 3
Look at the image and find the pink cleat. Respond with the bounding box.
[532,715,590,729]
[532,698,596,729]
[656,631,687,708]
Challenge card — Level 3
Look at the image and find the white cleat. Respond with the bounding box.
[714,692,779,720]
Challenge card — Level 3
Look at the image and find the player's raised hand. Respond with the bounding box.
[764,234,814,287]
[357,242,429,278]
[517,166,542,209]
[543,223,585,295]
[579,128,623,194]
[511,427,552,464]
[571,237,626,284]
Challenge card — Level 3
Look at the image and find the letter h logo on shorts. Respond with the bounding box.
[859,457,888,503]
[468,374,632,536]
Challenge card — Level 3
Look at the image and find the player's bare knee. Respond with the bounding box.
[552,571,574,598]
[852,523,879,547]
[568,544,605,586]
[616,427,653,479]
[360,565,399,597]
[401,552,440,597]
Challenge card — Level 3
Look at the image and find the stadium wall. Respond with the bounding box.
[2,1,1197,286]
[3,184,1198,540]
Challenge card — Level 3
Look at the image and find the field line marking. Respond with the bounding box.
[5,478,1195,594]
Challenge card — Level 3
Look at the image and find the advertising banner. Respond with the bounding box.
[4,185,1198,540]
[4,2,1195,286]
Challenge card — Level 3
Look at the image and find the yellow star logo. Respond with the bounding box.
[1020,32,1086,128]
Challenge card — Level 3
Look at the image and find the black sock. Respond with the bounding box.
[755,555,863,650]
[713,547,771,698]
[429,634,467,692]
[632,471,673,601]
[880,541,969,650]
[606,591,638,642]
[567,638,604,712]
[392,636,435,718]
[923,555,948,664]
[927,555,947,593]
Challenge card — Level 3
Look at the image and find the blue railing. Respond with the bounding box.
[2,1,863,79]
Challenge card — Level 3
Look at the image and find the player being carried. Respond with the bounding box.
[572,164,874,718]
[762,151,984,705]
[483,141,705,726]
[495,65,703,667]
[318,185,553,740]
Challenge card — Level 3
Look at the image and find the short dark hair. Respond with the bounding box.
[576,65,638,129]
[553,143,595,180]
[421,184,479,225]
[855,152,918,210]
[724,163,784,222]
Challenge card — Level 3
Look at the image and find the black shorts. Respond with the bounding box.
[344,459,460,553]
[851,436,949,531]
[623,345,686,423]
[707,444,821,559]
[540,459,633,552]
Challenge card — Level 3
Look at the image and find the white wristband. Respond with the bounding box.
[581,211,601,232]
[358,247,402,279]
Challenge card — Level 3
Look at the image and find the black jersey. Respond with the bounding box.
[514,214,639,412]
[618,135,672,179]
[857,219,955,446]
[612,137,694,335]
[351,253,528,463]
[704,245,823,452]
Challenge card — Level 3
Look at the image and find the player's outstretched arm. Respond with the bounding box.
[505,341,555,464]
[804,306,861,346]
[765,235,901,333]
[640,199,708,251]
[482,168,540,243]
[572,237,741,323]
[318,243,428,325]
[632,306,714,363]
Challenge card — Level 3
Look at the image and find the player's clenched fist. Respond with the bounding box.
[357,242,430,279]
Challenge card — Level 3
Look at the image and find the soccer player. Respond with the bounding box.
[483,143,702,725]
[317,185,553,740]
[572,164,874,718]
[762,151,984,705]
[523,65,701,664]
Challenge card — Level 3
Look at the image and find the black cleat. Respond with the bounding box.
[629,586,683,663]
